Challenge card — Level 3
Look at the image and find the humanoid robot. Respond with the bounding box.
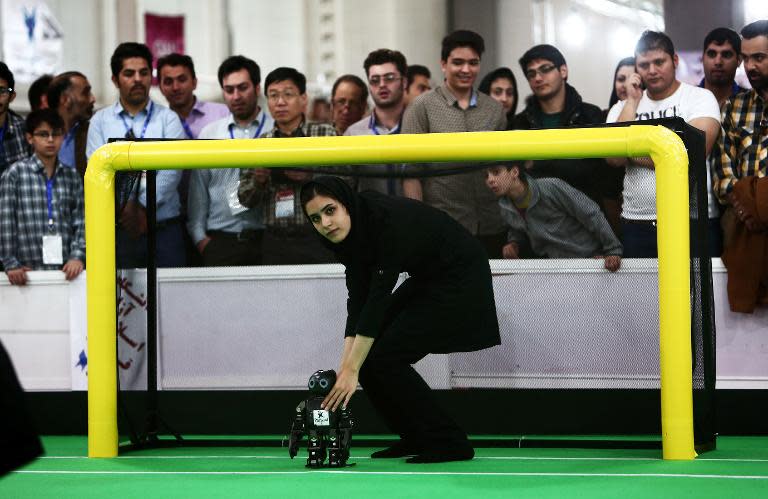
[288,369,354,468]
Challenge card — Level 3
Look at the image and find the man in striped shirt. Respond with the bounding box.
[0,109,84,285]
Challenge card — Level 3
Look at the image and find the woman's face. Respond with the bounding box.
[489,77,515,114]
[614,65,635,102]
[305,194,352,243]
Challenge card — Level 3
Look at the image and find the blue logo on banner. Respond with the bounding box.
[75,350,87,372]
[23,7,36,41]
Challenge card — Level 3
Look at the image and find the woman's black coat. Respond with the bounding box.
[304,178,501,354]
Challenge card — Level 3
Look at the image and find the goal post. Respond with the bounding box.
[84,125,694,460]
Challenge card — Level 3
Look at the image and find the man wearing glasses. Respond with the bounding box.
[238,67,335,264]
[344,49,409,195]
[0,62,31,180]
[401,30,507,258]
[86,42,187,268]
[0,109,84,285]
[511,44,606,210]
[330,75,368,136]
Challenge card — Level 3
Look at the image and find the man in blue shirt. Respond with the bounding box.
[86,42,187,268]
[47,71,96,176]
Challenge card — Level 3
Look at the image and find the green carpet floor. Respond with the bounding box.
[2,436,767,499]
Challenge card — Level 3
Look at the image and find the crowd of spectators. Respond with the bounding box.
[1,21,766,307]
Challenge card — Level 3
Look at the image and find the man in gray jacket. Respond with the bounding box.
[486,162,622,271]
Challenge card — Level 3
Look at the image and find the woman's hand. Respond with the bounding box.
[321,367,359,412]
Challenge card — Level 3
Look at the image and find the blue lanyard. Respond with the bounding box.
[368,113,401,135]
[181,118,194,139]
[45,176,55,229]
[228,111,266,139]
[120,101,155,139]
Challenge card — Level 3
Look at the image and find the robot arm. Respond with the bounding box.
[288,401,306,459]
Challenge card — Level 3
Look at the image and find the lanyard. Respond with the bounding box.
[45,175,55,229]
[181,118,194,139]
[120,101,155,139]
[228,111,266,139]
[368,113,401,135]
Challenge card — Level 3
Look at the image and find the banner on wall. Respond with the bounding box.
[0,0,63,84]
[145,12,184,84]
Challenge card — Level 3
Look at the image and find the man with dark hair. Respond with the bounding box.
[712,20,768,242]
[0,109,85,285]
[404,64,431,105]
[607,31,720,258]
[701,27,746,107]
[27,74,53,111]
[158,53,228,139]
[187,55,272,266]
[238,67,335,264]
[47,71,95,176]
[87,42,187,268]
[344,49,409,195]
[331,74,368,135]
[0,62,30,179]
[402,29,507,257]
[511,44,606,208]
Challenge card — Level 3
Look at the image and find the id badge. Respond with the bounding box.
[228,180,247,216]
[312,409,330,427]
[275,189,295,219]
[42,234,64,265]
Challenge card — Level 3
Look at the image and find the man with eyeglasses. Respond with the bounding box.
[344,49,409,195]
[330,75,368,135]
[46,71,96,177]
[0,62,31,180]
[511,45,606,211]
[0,109,84,285]
[186,55,272,266]
[238,67,335,264]
[86,42,187,269]
[401,29,507,258]
[607,31,720,258]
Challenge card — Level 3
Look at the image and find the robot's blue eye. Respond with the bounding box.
[309,380,315,388]
[319,379,328,388]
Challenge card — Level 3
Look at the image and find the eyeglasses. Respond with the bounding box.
[32,130,64,139]
[368,73,402,87]
[525,64,558,80]
[0,87,13,96]
[267,90,300,102]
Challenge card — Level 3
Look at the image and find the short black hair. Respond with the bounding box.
[47,71,87,110]
[635,30,675,58]
[363,49,408,78]
[406,64,431,82]
[28,74,53,111]
[25,108,64,133]
[331,74,368,103]
[264,67,307,94]
[702,27,741,54]
[110,42,153,78]
[157,53,196,79]
[441,30,485,61]
[519,44,566,72]
[0,62,15,90]
[741,20,768,40]
[217,55,260,87]
[478,67,519,116]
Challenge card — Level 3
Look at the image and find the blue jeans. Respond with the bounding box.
[621,220,657,258]
[116,220,187,269]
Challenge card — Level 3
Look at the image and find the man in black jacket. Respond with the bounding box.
[510,44,611,209]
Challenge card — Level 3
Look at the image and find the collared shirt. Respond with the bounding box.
[186,111,274,243]
[697,78,747,97]
[401,85,507,235]
[86,99,186,221]
[59,121,81,168]
[0,111,31,177]
[238,119,336,228]
[712,89,768,204]
[344,110,405,195]
[178,98,230,139]
[0,155,85,270]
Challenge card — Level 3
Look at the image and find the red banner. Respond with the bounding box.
[144,13,185,84]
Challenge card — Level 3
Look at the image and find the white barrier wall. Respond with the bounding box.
[1,260,766,391]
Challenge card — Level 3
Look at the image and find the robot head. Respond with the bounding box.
[308,370,337,396]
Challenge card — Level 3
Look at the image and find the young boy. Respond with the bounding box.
[0,109,85,285]
[486,162,622,272]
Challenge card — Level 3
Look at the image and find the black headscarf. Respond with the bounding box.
[300,176,374,262]
[478,67,519,118]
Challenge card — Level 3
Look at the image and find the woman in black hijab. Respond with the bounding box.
[300,176,501,463]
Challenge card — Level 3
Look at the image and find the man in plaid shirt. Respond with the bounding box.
[0,62,31,179]
[0,109,85,285]
[712,20,768,232]
[238,67,335,264]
